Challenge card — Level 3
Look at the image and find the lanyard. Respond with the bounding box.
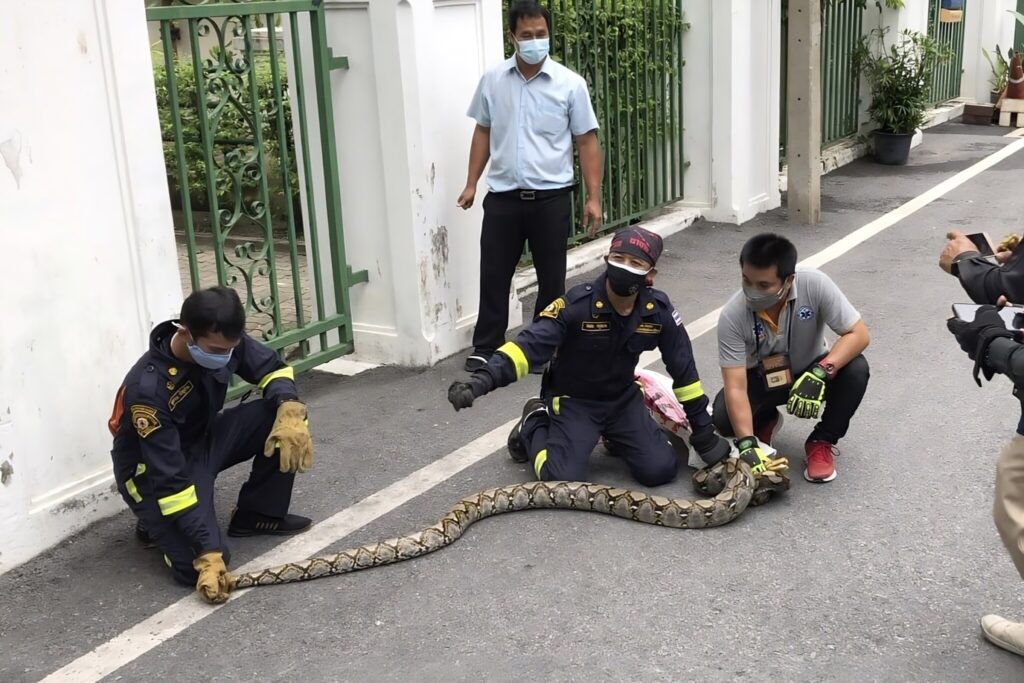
[752,300,795,361]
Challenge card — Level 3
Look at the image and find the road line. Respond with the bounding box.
[40,137,1024,683]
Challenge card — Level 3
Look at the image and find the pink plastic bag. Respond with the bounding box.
[635,368,691,438]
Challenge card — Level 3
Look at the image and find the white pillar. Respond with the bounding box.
[0,0,181,572]
[701,0,783,224]
[787,0,822,224]
[295,0,506,367]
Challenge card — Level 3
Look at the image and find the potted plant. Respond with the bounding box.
[984,45,1009,103]
[854,28,950,165]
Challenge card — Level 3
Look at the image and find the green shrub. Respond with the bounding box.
[151,47,301,235]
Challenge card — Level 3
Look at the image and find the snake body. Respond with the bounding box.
[233,459,789,589]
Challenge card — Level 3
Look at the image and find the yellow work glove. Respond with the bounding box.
[735,437,790,477]
[193,551,234,604]
[264,400,313,473]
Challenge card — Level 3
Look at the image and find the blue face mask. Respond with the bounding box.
[175,323,234,370]
[517,37,550,65]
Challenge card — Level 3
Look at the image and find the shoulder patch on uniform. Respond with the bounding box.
[167,381,194,412]
[130,404,161,439]
[539,297,566,319]
[671,309,683,326]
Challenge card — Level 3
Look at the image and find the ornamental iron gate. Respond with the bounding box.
[146,0,364,380]
[927,0,967,104]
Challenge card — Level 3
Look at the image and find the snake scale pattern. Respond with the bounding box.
[233,459,789,589]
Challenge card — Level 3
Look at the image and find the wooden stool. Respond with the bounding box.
[999,99,1024,127]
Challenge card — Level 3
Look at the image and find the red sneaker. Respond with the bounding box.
[754,410,784,447]
[804,440,838,482]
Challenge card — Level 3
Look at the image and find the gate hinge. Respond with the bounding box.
[348,267,369,285]
[327,48,350,71]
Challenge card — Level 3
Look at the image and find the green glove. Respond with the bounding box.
[735,437,789,477]
[787,365,828,419]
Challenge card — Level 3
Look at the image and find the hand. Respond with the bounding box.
[939,230,979,274]
[264,400,313,473]
[688,429,731,466]
[787,366,828,419]
[735,437,789,477]
[996,248,1014,265]
[447,373,495,412]
[999,233,1021,253]
[194,551,234,604]
[457,184,476,210]
[946,305,1017,361]
[581,197,602,238]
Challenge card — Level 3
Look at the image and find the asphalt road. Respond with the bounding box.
[4,122,1024,682]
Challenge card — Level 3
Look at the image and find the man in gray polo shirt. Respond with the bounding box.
[714,233,871,483]
[457,0,603,372]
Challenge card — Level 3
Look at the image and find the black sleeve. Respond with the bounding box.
[985,337,1024,386]
[657,309,715,435]
[955,246,1024,304]
[233,335,299,404]
[480,307,570,388]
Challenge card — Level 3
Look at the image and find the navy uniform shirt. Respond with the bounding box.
[480,273,715,435]
[107,321,298,553]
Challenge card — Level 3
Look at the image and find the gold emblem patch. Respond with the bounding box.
[168,381,194,412]
[130,405,161,439]
[539,297,566,319]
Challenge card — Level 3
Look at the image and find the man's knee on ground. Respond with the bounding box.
[632,456,678,488]
[535,449,588,482]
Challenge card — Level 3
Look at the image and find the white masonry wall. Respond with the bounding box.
[0,1,181,572]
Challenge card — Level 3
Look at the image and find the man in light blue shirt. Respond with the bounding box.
[457,0,603,372]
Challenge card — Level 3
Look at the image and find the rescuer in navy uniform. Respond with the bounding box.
[108,286,314,604]
[447,227,781,484]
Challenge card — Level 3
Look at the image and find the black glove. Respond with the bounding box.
[947,306,1018,385]
[447,372,495,411]
[688,429,731,466]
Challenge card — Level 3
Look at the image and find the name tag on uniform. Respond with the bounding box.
[759,353,793,391]
[582,322,610,332]
[636,323,662,335]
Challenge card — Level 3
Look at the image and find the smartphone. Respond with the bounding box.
[951,303,1024,330]
[966,232,996,256]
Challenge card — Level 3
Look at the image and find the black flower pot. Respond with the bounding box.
[873,130,914,165]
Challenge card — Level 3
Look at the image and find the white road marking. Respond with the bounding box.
[40,137,1024,683]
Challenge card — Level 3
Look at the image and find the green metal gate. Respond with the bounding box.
[781,0,864,161]
[146,0,363,376]
[927,0,967,104]
[506,0,686,245]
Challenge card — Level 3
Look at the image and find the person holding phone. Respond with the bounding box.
[948,305,1024,658]
[940,230,1024,298]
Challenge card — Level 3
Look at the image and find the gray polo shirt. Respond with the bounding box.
[717,269,861,372]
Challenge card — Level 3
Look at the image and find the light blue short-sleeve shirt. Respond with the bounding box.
[466,56,599,192]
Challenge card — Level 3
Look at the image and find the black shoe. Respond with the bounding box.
[464,350,493,372]
[135,520,156,549]
[227,510,313,537]
[508,397,547,463]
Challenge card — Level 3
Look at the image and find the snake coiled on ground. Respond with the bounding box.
[233,459,789,589]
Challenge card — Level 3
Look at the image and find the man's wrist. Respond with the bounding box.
[814,361,834,380]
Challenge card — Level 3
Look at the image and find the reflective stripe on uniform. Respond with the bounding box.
[136,463,147,476]
[125,478,142,503]
[552,397,561,415]
[674,381,704,403]
[533,449,548,479]
[497,342,529,380]
[158,484,198,516]
[258,366,295,389]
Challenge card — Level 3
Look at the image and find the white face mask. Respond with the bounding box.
[517,37,550,65]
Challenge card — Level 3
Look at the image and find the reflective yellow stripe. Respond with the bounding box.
[135,463,147,476]
[552,397,561,415]
[258,366,295,390]
[158,484,198,516]
[125,478,142,503]
[497,342,529,380]
[674,381,704,403]
[533,449,548,479]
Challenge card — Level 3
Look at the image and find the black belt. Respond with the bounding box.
[491,186,573,201]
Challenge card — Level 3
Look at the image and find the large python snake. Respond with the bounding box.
[233,459,789,590]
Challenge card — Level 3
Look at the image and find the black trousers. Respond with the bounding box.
[711,354,870,445]
[522,385,678,487]
[122,400,294,585]
[472,190,573,353]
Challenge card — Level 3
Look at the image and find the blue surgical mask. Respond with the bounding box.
[175,323,234,370]
[517,37,550,65]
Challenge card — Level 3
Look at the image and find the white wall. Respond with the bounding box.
[963,0,1018,102]
[0,1,181,572]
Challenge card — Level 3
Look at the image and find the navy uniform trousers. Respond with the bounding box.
[521,383,678,487]
[118,400,293,585]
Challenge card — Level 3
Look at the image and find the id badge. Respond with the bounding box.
[759,353,793,391]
